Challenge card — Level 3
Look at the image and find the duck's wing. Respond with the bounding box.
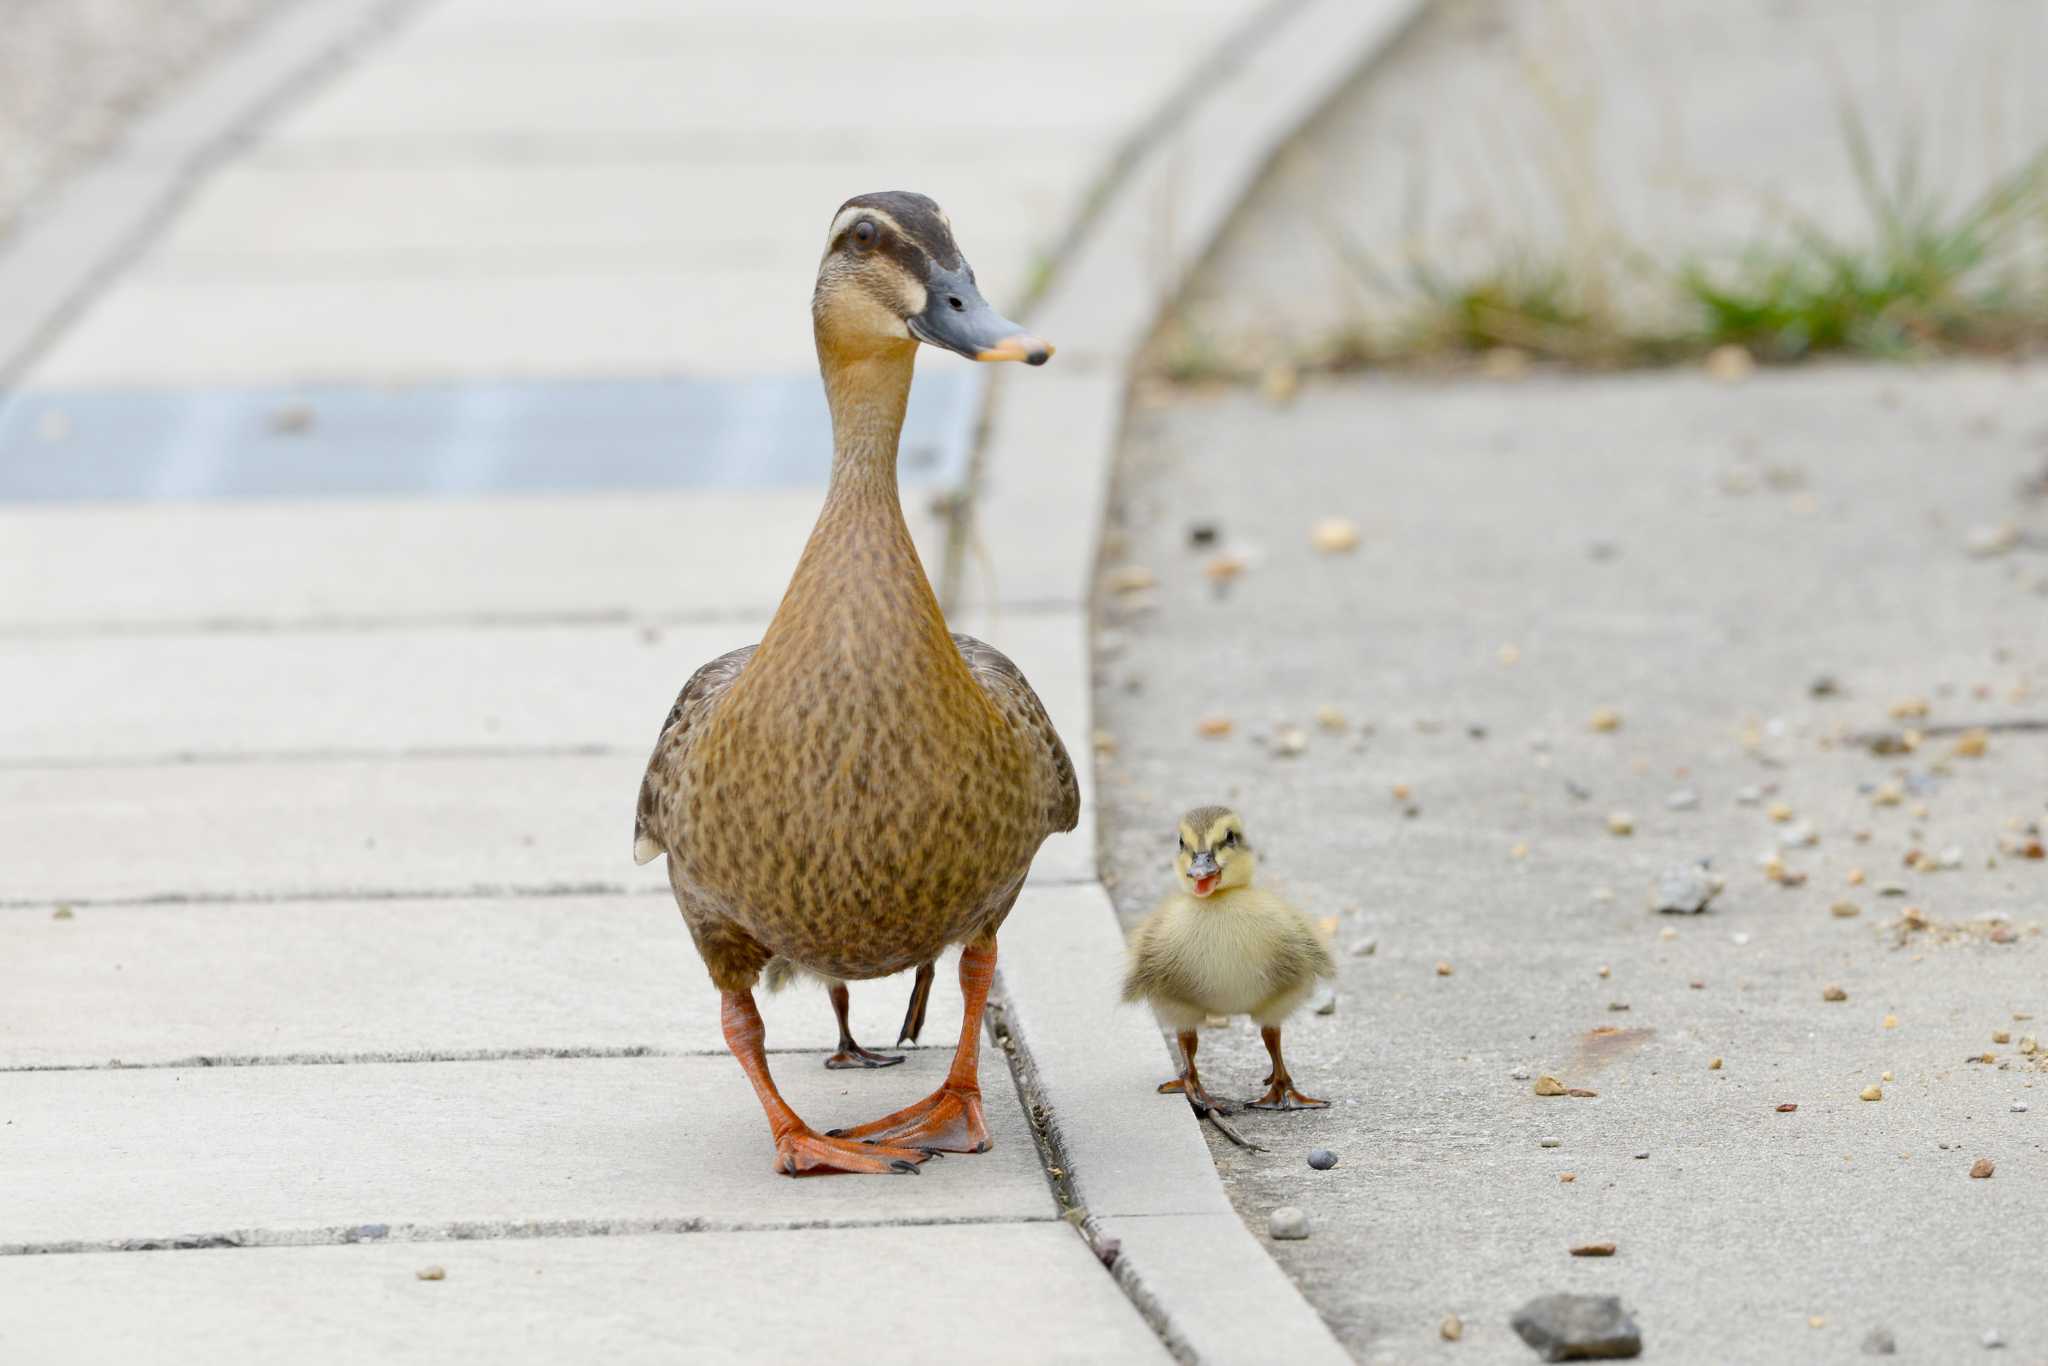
[952,632,1080,835]
[633,644,757,864]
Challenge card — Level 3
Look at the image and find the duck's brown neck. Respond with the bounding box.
[763,342,952,656]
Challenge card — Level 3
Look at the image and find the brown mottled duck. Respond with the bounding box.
[634,192,1077,1176]
[1122,806,1335,1112]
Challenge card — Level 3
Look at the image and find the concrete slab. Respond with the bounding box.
[0,895,973,1070]
[0,1051,1052,1251]
[0,488,937,631]
[0,1225,1169,1366]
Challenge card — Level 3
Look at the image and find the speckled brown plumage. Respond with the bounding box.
[633,199,1076,999]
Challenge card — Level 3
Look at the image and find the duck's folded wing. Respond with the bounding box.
[952,632,1080,834]
[633,644,757,864]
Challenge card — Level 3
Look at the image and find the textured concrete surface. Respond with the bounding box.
[0,1225,1170,1366]
[1094,363,2048,1363]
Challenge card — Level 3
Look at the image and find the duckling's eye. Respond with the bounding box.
[850,220,879,251]
[1178,840,1189,854]
[1223,831,1239,847]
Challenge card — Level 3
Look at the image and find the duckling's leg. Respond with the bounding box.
[830,939,995,1154]
[823,981,905,1069]
[1156,1030,1233,1115]
[894,959,937,1046]
[721,990,932,1175]
[1247,1025,1328,1111]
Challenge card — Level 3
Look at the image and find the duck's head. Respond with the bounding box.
[1175,805,1254,899]
[813,191,1052,367]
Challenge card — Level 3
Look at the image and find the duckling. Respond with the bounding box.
[1122,806,1334,1112]
[634,192,1076,1177]
[762,956,939,1068]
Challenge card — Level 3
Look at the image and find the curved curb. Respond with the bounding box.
[968,1,1430,1362]
[0,0,420,385]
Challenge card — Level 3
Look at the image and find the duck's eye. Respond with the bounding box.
[850,220,879,251]
[1223,831,1238,847]
[1178,840,1189,854]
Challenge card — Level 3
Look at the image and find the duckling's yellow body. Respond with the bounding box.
[632,192,1072,1176]
[1123,806,1334,1112]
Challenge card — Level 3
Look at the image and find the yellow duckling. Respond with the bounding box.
[1121,805,1334,1112]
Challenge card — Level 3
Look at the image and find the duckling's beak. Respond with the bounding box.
[1187,850,1221,897]
[909,264,1053,366]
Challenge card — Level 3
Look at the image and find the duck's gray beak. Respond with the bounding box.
[1187,850,1220,880]
[909,264,1053,365]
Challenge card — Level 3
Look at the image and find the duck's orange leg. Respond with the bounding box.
[823,981,905,1070]
[831,939,996,1154]
[721,990,931,1175]
[1246,1024,1328,1111]
[1157,1029,1233,1114]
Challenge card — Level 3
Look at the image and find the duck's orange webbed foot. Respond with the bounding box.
[773,1126,933,1176]
[1246,1080,1328,1111]
[824,1042,904,1070]
[830,1085,990,1154]
[1157,1074,1234,1115]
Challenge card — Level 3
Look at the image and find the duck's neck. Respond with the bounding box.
[763,344,952,656]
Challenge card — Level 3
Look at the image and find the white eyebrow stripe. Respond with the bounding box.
[825,205,909,248]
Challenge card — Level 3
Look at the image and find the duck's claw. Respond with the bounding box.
[772,1127,932,1176]
[829,1085,990,1153]
[824,1043,905,1069]
[1246,1082,1329,1111]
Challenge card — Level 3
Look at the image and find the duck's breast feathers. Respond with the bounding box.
[634,643,759,864]
[951,632,1080,835]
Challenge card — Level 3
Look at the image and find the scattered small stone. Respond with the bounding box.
[1436,961,1455,977]
[1632,1150,1649,1160]
[2012,1102,2028,1114]
[1510,842,1530,860]
[1965,524,2019,558]
[1766,801,1795,823]
[1268,1206,1310,1240]
[1187,522,1219,547]
[1705,343,1754,382]
[1606,811,1634,837]
[1779,821,1818,849]
[1881,1071,1893,1082]
[52,906,74,920]
[1831,901,1862,919]
[1534,1076,1568,1097]
[1196,714,1233,738]
[1568,1242,1617,1258]
[1588,707,1622,733]
[1665,788,1700,811]
[1607,1002,1630,1013]
[415,1266,445,1281]
[1876,882,1908,897]
[1846,867,1866,885]
[1809,675,1842,698]
[1889,697,1931,720]
[1861,1326,1898,1356]
[1203,552,1247,583]
[1559,1173,1576,1183]
[1500,643,1522,665]
[1314,705,1347,732]
[1860,1085,1883,1102]
[1512,1067,1532,1081]
[1709,1057,1723,1070]
[1883,1014,1898,1028]
[1540,1136,1562,1148]
[1349,938,1377,958]
[1993,1031,2011,1045]
[1952,728,1989,758]
[1272,726,1307,757]
[1810,1317,1827,1330]
[1735,785,1764,806]
[1823,985,1848,1002]
[1310,518,1360,554]
[1970,1157,1995,1179]
[1981,1327,2005,1349]
[1567,1088,1599,1099]
[1307,1148,1338,1170]
[1652,863,1721,914]
[1441,1313,1464,1342]
[1777,1103,1799,1113]
[1510,1294,1643,1363]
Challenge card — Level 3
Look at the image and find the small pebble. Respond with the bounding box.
[1632,1150,1649,1160]
[416,1266,446,1281]
[1971,1157,1995,1179]
[1606,811,1634,837]
[1440,1313,1464,1342]
[1823,985,1848,1002]
[1272,727,1307,757]
[1709,1057,1723,1070]
[1268,1206,1310,1240]
[1348,938,1377,957]
[1569,1241,1617,1257]
[1862,1326,1898,1355]
[1860,1085,1883,1102]
[1534,1076,1568,1097]
[1540,1136,1562,1148]
[1588,707,1622,733]
[1735,785,1764,805]
[1982,1328,2005,1349]
[1831,901,1862,918]
[1196,715,1233,738]
[1665,788,1700,811]
[1436,961,1454,977]
[1307,1148,1338,1170]
[2012,1102,2029,1114]
[1309,518,1359,553]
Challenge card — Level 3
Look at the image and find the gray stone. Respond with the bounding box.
[1510,1294,1643,1361]
[1665,788,1701,811]
[1983,1328,2005,1349]
[1861,1326,1898,1355]
[1268,1206,1310,1240]
[1652,863,1721,914]
[1307,1149,1338,1170]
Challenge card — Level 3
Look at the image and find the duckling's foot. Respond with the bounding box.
[1156,1075,1235,1116]
[1247,1082,1329,1111]
[829,1085,990,1154]
[773,1126,933,1176]
[824,1043,905,1069]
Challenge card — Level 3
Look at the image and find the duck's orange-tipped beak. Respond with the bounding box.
[975,334,1055,366]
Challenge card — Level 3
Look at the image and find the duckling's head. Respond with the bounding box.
[813,191,1053,367]
[1175,805,1255,899]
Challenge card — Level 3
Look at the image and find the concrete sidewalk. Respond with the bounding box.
[0,1,1281,1360]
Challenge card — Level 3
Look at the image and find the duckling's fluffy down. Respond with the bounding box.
[1121,886,1335,1033]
